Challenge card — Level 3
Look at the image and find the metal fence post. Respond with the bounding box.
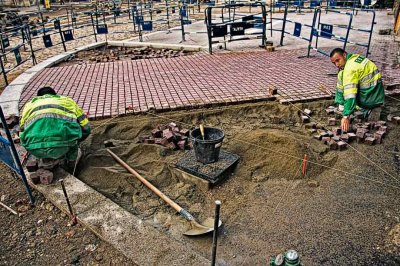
[0,54,8,86]
[280,3,288,46]
[0,106,35,205]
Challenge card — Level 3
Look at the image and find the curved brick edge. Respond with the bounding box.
[0,41,205,118]
[29,168,210,265]
[0,42,107,117]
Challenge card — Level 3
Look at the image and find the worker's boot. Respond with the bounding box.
[38,158,63,170]
[62,148,82,175]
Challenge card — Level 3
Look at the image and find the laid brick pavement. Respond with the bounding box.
[20,47,400,119]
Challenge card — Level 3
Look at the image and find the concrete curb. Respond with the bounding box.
[107,40,206,52]
[31,168,210,265]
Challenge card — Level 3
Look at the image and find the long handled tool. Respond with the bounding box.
[200,124,205,140]
[60,179,77,226]
[107,149,222,236]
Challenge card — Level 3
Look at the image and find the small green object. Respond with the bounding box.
[284,250,300,266]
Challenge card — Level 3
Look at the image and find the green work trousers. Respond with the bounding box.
[29,145,78,161]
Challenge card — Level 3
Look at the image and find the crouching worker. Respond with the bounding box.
[330,48,385,132]
[20,87,91,175]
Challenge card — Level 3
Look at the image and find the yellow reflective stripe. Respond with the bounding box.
[80,118,89,127]
[344,93,356,100]
[28,104,75,117]
[360,79,380,90]
[360,57,369,66]
[359,69,380,83]
[344,83,357,90]
[26,108,77,122]
[22,113,77,131]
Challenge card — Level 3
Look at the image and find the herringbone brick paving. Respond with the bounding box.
[20,46,400,119]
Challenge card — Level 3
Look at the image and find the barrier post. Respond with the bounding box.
[0,106,35,205]
[280,3,288,46]
[0,55,8,86]
[307,7,319,57]
[90,13,98,42]
[180,5,186,42]
[25,25,37,65]
[56,19,67,52]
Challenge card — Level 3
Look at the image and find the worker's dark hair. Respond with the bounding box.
[330,48,346,58]
[37,87,57,96]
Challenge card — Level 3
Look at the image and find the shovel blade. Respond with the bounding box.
[183,218,222,236]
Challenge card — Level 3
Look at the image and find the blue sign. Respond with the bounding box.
[54,20,61,30]
[13,47,22,65]
[142,21,153,31]
[114,8,121,16]
[63,30,74,41]
[0,136,19,174]
[135,15,144,25]
[1,35,9,48]
[329,0,336,7]
[211,24,227,38]
[180,7,187,17]
[293,0,304,7]
[275,1,285,7]
[231,22,246,36]
[97,24,108,34]
[310,0,319,7]
[208,0,216,6]
[43,35,53,47]
[320,23,333,39]
[294,22,302,37]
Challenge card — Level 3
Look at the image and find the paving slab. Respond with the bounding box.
[30,168,210,265]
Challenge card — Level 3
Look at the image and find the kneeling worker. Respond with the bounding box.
[330,48,385,132]
[20,87,91,168]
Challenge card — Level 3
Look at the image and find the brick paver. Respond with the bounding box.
[20,47,400,119]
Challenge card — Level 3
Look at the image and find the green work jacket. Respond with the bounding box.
[20,94,91,150]
[334,53,385,116]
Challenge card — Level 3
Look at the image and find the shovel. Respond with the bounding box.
[107,149,222,236]
[200,124,205,140]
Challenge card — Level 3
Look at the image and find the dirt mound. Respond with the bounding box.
[228,129,334,181]
[77,101,337,222]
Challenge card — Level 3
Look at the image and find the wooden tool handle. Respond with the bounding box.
[200,124,205,140]
[107,149,183,213]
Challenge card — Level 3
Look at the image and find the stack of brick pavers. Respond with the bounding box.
[301,106,400,151]
[26,157,55,185]
[139,123,191,150]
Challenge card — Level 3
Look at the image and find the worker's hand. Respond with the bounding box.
[341,117,350,132]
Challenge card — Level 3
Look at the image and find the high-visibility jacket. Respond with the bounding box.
[20,94,91,151]
[335,53,385,116]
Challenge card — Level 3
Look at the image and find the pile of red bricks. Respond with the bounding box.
[26,157,54,185]
[139,122,191,150]
[301,107,400,151]
[66,46,191,64]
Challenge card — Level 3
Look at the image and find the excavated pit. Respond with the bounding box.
[75,100,400,264]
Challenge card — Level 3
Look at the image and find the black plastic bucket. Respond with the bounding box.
[190,127,225,164]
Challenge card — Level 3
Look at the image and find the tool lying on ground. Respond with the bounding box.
[107,148,222,236]
[0,201,18,216]
[60,179,77,226]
